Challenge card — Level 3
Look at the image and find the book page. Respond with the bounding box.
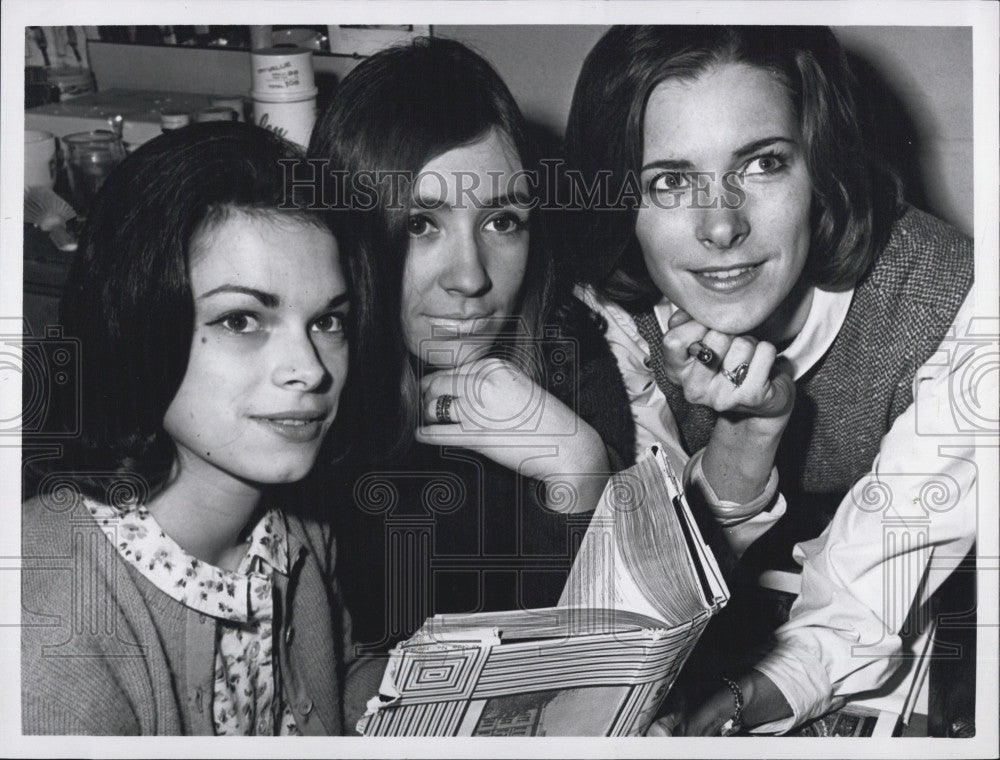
[558,468,665,622]
[425,606,667,639]
[559,447,714,625]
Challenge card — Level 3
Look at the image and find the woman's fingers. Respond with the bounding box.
[421,369,460,425]
[683,687,742,736]
[726,345,797,419]
[421,358,534,428]
[645,718,672,737]
[645,709,685,736]
[661,318,709,376]
[725,338,772,398]
[724,344,796,417]
[666,308,693,330]
[717,335,757,386]
[423,390,463,425]
[754,369,796,418]
[676,329,736,401]
[683,329,734,383]
[662,325,795,419]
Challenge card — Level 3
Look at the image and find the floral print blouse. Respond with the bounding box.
[85,499,301,735]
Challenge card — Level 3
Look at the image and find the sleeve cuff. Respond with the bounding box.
[749,647,836,734]
[683,448,779,525]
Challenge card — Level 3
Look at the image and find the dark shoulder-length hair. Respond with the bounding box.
[56,121,329,503]
[309,36,554,462]
[564,25,902,312]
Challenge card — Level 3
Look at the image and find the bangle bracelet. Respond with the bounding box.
[719,677,745,736]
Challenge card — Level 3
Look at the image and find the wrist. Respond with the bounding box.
[739,669,793,728]
[702,425,777,503]
[716,410,788,446]
[539,424,609,514]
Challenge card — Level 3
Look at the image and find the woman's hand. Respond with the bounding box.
[654,670,792,736]
[662,310,795,504]
[660,310,794,420]
[416,358,610,513]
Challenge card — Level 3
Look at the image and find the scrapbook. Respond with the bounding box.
[356,445,729,736]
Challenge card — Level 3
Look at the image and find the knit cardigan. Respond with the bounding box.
[21,493,385,735]
[634,206,974,559]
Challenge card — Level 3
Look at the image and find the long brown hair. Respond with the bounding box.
[309,37,556,462]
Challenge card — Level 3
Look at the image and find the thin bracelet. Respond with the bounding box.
[719,677,745,736]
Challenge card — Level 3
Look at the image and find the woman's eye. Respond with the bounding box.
[484,212,526,234]
[407,214,436,237]
[648,171,690,193]
[743,154,786,176]
[213,312,261,334]
[312,312,346,335]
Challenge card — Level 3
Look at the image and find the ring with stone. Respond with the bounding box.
[721,362,750,388]
[435,394,457,424]
[688,341,716,368]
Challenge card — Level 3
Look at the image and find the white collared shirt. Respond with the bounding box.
[578,284,982,732]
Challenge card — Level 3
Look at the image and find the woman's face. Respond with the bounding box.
[400,128,530,367]
[163,211,350,488]
[635,63,814,338]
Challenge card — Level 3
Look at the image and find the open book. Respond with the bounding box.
[355,445,729,736]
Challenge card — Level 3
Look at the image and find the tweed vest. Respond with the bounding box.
[633,207,973,563]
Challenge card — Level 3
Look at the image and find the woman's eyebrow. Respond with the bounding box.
[640,158,694,173]
[326,292,350,310]
[731,136,797,162]
[411,194,451,210]
[198,288,351,311]
[641,136,797,173]
[197,285,278,307]
[478,190,533,209]
[411,190,532,210]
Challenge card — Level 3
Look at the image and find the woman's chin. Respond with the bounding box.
[681,308,765,337]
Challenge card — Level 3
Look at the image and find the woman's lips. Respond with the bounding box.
[425,314,495,336]
[690,263,762,293]
[250,414,327,443]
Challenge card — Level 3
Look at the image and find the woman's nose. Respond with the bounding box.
[440,230,493,297]
[695,203,750,250]
[270,330,328,390]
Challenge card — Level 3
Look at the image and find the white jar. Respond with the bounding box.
[251,88,318,149]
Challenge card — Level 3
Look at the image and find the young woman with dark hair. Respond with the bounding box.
[308,37,638,650]
[564,25,977,734]
[22,122,380,735]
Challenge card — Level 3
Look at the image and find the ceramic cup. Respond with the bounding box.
[24,129,57,189]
